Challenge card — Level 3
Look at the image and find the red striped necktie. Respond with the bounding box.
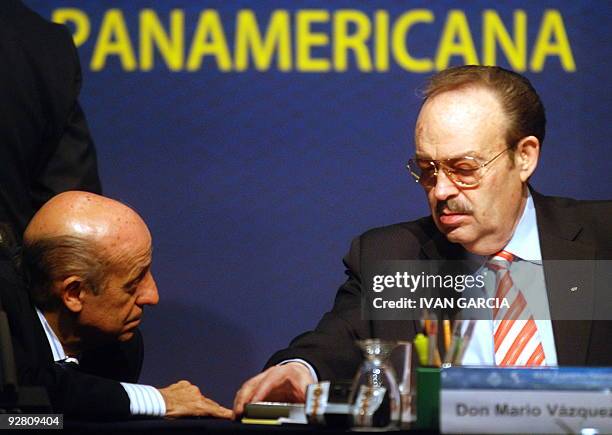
[489,250,546,366]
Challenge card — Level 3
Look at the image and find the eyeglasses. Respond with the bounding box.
[406,147,511,188]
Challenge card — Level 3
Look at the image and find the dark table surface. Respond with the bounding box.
[64,418,439,434]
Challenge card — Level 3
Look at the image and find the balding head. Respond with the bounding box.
[23,192,154,314]
[24,191,148,254]
[421,65,546,150]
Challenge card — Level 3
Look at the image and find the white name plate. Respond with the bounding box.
[441,389,612,434]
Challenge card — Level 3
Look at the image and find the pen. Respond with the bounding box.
[454,320,476,365]
[443,316,451,353]
[427,317,441,367]
[423,312,431,337]
[443,319,462,365]
[413,333,429,366]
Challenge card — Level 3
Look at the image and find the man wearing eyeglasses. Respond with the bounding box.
[233,66,612,414]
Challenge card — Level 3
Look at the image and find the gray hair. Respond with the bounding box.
[22,235,110,310]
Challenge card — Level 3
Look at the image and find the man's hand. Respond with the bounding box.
[158,380,233,419]
[233,363,314,417]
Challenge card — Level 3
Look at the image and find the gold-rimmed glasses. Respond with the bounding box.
[406,147,511,188]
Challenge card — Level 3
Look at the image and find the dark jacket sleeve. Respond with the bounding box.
[17,360,132,419]
[265,237,371,382]
[265,222,428,381]
[9,297,142,418]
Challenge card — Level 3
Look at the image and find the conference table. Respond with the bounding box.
[64,418,439,434]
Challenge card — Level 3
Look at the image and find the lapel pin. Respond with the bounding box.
[570,286,578,292]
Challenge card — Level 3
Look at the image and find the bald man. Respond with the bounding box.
[1,191,231,419]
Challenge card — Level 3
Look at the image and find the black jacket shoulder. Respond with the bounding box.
[532,191,612,252]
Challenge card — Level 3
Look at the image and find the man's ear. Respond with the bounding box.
[515,135,540,182]
[59,276,86,313]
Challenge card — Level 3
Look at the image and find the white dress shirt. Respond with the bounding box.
[460,192,558,366]
[36,308,166,416]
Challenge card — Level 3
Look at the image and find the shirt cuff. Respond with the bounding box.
[279,359,319,383]
[120,382,166,417]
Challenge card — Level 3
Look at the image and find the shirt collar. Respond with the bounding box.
[35,308,79,364]
[502,191,542,262]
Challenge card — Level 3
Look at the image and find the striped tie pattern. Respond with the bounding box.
[489,250,546,366]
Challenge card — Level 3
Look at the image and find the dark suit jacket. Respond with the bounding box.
[267,190,612,381]
[0,246,142,418]
[0,0,101,242]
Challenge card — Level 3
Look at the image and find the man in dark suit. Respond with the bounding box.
[1,191,232,419]
[233,66,612,414]
[0,0,102,243]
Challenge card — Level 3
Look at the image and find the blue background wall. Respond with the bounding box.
[26,0,611,406]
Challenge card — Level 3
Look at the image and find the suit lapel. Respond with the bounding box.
[533,190,594,365]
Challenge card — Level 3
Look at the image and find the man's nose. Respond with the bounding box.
[137,275,160,306]
[433,168,459,201]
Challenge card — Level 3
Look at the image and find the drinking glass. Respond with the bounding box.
[349,339,401,431]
